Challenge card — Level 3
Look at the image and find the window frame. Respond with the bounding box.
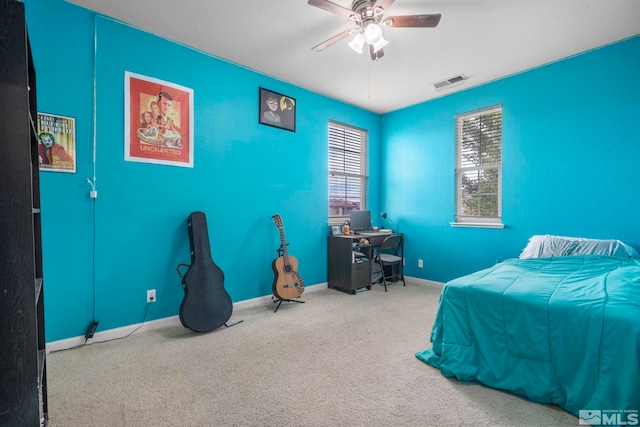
[452,105,504,229]
[328,121,368,223]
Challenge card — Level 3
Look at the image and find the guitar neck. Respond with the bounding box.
[278,227,290,265]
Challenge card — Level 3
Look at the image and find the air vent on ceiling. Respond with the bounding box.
[433,74,468,90]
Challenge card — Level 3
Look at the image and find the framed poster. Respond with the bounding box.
[124,72,194,167]
[37,112,76,173]
[259,87,296,132]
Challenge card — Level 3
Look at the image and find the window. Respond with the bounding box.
[454,105,503,227]
[328,121,368,221]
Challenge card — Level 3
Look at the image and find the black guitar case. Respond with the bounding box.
[179,211,233,332]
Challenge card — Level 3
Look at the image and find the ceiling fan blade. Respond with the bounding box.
[374,0,395,12]
[383,14,441,28]
[307,0,358,19]
[369,45,384,61]
[312,27,357,52]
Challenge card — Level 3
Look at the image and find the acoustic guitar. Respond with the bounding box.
[271,214,305,300]
[177,211,233,332]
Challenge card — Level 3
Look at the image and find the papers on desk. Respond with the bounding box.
[379,229,393,234]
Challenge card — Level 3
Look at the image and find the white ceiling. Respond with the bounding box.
[65,0,640,114]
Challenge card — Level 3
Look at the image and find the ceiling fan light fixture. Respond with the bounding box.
[363,22,383,44]
[307,0,442,62]
[348,32,365,54]
[372,35,388,53]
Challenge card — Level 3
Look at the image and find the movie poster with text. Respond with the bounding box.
[124,72,194,167]
[37,113,76,173]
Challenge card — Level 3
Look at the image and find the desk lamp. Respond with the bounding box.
[380,212,394,230]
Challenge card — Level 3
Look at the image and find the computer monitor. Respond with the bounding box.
[349,210,371,232]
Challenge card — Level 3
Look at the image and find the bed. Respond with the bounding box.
[416,235,640,419]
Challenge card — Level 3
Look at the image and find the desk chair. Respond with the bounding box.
[375,234,405,291]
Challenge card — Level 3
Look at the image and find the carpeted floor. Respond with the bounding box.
[46,281,577,426]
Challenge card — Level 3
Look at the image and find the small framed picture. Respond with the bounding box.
[331,225,342,235]
[259,87,296,132]
[37,112,76,173]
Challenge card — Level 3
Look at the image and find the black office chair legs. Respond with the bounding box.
[375,234,405,291]
[380,262,406,291]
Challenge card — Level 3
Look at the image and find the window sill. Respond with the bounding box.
[450,222,505,229]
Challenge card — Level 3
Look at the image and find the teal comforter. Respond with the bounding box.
[416,255,640,417]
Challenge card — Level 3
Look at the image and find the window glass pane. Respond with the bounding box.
[329,175,362,208]
[478,168,499,194]
[459,194,499,217]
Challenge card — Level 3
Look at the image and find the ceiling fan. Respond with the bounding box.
[308,0,441,61]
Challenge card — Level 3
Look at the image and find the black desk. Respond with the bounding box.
[327,233,403,294]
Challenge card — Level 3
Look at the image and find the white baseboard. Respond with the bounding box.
[46,315,182,353]
[46,280,440,353]
[406,276,444,289]
[46,282,329,353]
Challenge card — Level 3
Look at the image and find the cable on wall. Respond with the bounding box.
[83,14,99,343]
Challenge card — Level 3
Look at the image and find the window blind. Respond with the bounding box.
[455,106,502,223]
[328,121,368,220]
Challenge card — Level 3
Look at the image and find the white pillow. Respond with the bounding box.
[519,235,639,259]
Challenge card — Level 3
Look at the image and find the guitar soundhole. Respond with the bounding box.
[284,265,292,273]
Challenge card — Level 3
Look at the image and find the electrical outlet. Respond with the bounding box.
[147,289,156,303]
[418,259,424,268]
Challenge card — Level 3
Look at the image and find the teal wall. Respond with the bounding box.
[383,35,640,283]
[23,0,640,342]
[24,0,382,341]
